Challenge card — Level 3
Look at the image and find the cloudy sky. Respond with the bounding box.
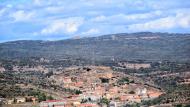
[0,0,190,42]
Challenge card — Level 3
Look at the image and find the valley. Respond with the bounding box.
[0,32,190,107]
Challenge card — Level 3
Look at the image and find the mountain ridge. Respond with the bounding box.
[0,32,190,62]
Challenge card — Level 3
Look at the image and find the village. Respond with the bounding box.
[0,61,163,107]
[42,66,162,107]
[1,59,189,107]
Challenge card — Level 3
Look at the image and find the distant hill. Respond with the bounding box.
[0,32,190,62]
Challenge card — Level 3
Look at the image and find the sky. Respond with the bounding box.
[0,0,190,42]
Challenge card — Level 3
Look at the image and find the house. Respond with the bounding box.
[119,94,141,103]
[148,91,162,99]
[0,98,5,106]
[98,72,113,79]
[81,94,101,102]
[119,62,151,69]
[109,101,117,107]
[73,101,81,106]
[0,66,5,72]
[5,99,14,104]
[120,95,128,101]
[74,81,84,87]
[119,94,135,101]
[25,96,37,103]
[78,103,99,107]
[63,77,72,83]
[135,88,147,96]
[16,97,26,103]
[150,104,172,107]
[132,95,141,103]
[94,86,105,96]
[109,86,118,94]
[40,100,66,107]
[104,72,113,78]
[32,97,37,104]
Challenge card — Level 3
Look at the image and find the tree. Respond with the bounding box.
[100,98,110,105]
[100,78,109,83]
[47,95,54,100]
[175,104,183,107]
[75,90,82,95]
[38,93,46,102]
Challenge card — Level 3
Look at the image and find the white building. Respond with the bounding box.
[40,100,66,107]
[109,101,117,107]
[136,88,147,96]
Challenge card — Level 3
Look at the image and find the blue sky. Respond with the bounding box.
[0,0,190,42]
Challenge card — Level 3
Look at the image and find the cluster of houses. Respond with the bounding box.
[40,99,101,107]
[0,62,50,73]
[0,66,5,73]
[12,65,49,73]
[0,96,37,105]
[47,66,162,107]
[118,62,151,70]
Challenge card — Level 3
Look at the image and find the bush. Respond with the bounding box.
[100,98,110,105]
[129,91,135,94]
[100,78,109,83]
[38,93,46,102]
[75,90,82,95]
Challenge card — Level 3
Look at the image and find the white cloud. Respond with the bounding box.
[80,0,142,8]
[179,17,190,28]
[10,10,35,22]
[91,15,106,22]
[91,10,163,23]
[6,4,13,8]
[33,0,41,6]
[176,11,190,28]
[128,11,190,31]
[1,0,190,40]
[128,17,175,31]
[81,28,100,35]
[125,10,162,20]
[33,0,65,6]
[45,6,65,13]
[40,17,84,35]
